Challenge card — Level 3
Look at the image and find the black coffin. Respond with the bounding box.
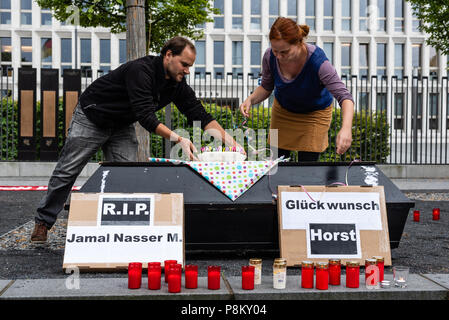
[79,162,415,252]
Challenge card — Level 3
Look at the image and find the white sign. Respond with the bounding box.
[63,226,183,264]
[281,192,382,230]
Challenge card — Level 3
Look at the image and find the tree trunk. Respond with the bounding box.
[126,0,150,161]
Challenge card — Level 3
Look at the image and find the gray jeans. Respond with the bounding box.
[36,104,138,228]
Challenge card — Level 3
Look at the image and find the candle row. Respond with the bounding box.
[298,257,385,290]
[413,208,440,222]
[128,261,222,292]
[200,146,245,153]
[263,257,385,290]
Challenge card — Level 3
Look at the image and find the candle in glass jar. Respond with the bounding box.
[315,262,329,290]
[164,260,177,283]
[413,210,420,222]
[273,259,287,289]
[301,261,314,289]
[128,262,142,289]
[373,256,384,282]
[249,258,262,285]
[185,265,198,289]
[208,266,221,290]
[365,259,380,289]
[346,261,360,288]
[147,262,161,290]
[328,259,341,285]
[433,208,440,220]
[168,263,182,293]
[242,266,255,290]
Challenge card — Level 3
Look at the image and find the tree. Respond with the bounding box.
[36,0,217,160]
[36,0,217,54]
[406,0,449,60]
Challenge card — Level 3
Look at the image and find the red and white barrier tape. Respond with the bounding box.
[0,186,81,191]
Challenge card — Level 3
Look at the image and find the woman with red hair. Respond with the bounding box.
[240,17,354,161]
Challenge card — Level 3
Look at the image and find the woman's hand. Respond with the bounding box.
[336,126,352,155]
[239,99,252,118]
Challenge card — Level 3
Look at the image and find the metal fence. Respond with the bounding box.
[1,67,448,164]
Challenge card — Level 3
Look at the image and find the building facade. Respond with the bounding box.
[1,0,448,81]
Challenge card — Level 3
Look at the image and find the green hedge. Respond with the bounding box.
[1,99,390,162]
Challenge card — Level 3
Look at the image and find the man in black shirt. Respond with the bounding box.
[31,37,243,243]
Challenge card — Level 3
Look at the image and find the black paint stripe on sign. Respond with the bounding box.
[309,223,358,255]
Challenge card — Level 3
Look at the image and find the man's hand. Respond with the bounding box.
[177,137,199,161]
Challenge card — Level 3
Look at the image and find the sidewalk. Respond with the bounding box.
[0,162,448,301]
[1,274,448,300]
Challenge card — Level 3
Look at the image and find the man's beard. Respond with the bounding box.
[168,68,184,82]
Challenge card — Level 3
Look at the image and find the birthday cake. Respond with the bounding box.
[197,147,246,162]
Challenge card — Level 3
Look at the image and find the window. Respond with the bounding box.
[341,0,351,31]
[394,43,404,79]
[80,38,91,77]
[99,39,111,75]
[194,40,206,79]
[232,0,242,30]
[213,0,224,29]
[61,38,72,75]
[0,37,11,76]
[341,43,351,77]
[269,0,279,29]
[377,0,386,32]
[359,0,368,31]
[21,37,32,66]
[377,43,386,76]
[323,0,333,31]
[41,38,52,68]
[429,47,439,79]
[21,0,32,25]
[429,93,439,130]
[323,42,333,64]
[250,0,261,31]
[394,0,404,32]
[359,43,369,77]
[232,41,243,79]
[213,40,224,78]
[394,92,404,129]
[41,7,52,26]
[250,41,261,76]
[0,0,11,24]
[411,44,422,77]
[119,39,126,64]
[412,11,421,33]
[305,0,315,31]
[287,0,297,20]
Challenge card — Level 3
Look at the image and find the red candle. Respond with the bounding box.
[128,262,142,289]
[147,262,161,290]
[365,259,378,286]
[301,261,314,289]
[185,265,198,289]
[346,261,360,288]
[329,259,341,285]
[241,266,255,290]
[373,256,384,282]
[315,262,329,290]
[164,260,177,283]
[433,208,440,221]
[208,265,221,290]
[168,264,182,293]
[413,210,420,222]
